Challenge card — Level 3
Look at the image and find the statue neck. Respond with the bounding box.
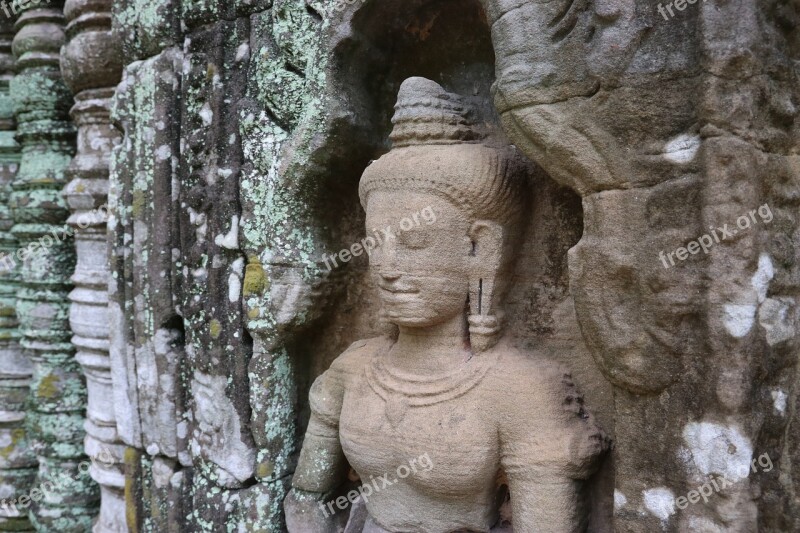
[388,313,473,374]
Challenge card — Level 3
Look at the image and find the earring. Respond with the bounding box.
[467,221,505,352]
[468,276,501,352]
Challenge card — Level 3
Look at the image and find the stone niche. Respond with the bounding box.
[288,0,614,529]
[30,0,792,529]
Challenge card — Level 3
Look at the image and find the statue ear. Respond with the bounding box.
[468,221,504,266]
[467,221,504,352]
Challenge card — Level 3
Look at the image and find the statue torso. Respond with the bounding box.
[339,338,504,532]
[316,336,605,533]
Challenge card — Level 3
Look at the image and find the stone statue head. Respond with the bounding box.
[359,77,532,351]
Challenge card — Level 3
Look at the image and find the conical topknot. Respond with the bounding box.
[389,77,487,147]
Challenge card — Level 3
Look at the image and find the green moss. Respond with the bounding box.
[36,373,59,400]
[243,258,268,296]
[125,448,141,531]
[256,461,273,479]
[132,188,146,218]
[0,428,23,460]
[209,319,222,339]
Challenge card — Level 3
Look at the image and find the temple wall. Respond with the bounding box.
[0,0,793,531]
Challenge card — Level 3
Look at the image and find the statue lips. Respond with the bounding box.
[377,284,422,320]
[379,287,419,307]
[377,281,419,297]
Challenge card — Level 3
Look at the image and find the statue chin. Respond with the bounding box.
[381,310,444,328]
[378,294,465,329]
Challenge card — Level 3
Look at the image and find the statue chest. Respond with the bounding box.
[339,376,501,497]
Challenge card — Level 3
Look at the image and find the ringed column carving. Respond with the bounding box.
[10,2,98,529]
[0,15,36,533]
[60,0,125,531]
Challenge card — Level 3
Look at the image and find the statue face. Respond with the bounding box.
[365,190,472,328]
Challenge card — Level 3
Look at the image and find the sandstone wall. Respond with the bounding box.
[0,0,794,531]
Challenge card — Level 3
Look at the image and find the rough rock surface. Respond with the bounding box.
[0,0,792,531]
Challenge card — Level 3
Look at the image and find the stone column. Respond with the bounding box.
[9,2,98,529]
[239,4,332,528]
[0,15,36,533]
[60,0,125,531]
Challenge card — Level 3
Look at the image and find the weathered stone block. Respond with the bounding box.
[109,48,184,460]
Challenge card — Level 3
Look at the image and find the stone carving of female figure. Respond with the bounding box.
[284,77,608,533]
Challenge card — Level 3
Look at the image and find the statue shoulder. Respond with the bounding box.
[312,336,388,398]
[330,336,389,374]
[491,345,593,421]
[490,344,609,479]
[308,336,388,425]
[489,344,570,398]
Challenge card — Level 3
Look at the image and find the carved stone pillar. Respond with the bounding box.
[10,2,98,529]
[60,0,125,531]
[0,15,36,533]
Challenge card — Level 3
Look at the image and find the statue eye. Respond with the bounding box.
[398,230,429,249]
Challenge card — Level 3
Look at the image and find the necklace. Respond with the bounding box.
[365,339,499,426]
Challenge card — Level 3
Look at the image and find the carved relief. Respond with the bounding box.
[286,77,609,532]
[0,0,784,531]
[109,48,184,460]
[177,18,256,530]
[238,2,332,528]
[109,47,187,531]
[480,0,799,530]
[479,0,703,395]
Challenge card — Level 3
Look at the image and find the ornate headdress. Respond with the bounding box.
[359,77,529,226]
[359,77,532,351]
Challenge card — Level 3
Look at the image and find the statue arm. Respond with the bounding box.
[499,366,608,532]
[505,475,585,533]
[285,367,351,532]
